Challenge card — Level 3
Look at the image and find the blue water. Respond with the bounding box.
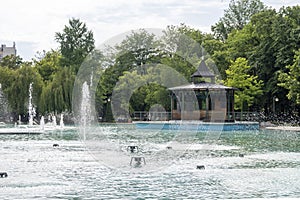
[0,124,300,199]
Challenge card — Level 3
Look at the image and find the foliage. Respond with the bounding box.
[112,64,187,117]
[0,55,23,69]
[278,50,300,104]
[39,67,75,114]
[212,0,266,41]
[55,18,95,73]
[34,50,61,82]
[1,2,300,122]
[224,57,263,111]
[4,64,43,116]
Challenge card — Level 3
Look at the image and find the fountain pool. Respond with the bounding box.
[0,124,299,199]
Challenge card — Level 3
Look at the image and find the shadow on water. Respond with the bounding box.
[0,129,79,141]
[218,129,300,152]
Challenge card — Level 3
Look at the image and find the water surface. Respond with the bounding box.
[0,125,299,199]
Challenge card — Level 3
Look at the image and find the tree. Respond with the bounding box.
[116,29,162,67]
[39,67,75,114]
[212,0,266,41]
[224,57,263,112]
[162,24,204,67]
[0,55,23,69]
[98,29,161,112]
[55,18,95,73]
[34,50,61,82]
[247,7,300,112]
[278,50,300,104]
[6,63,43,117]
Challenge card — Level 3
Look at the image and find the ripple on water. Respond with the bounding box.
[0,127,300,199]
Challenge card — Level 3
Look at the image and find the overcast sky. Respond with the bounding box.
[0,0,298,60]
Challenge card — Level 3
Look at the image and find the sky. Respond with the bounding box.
[0,0,298,61]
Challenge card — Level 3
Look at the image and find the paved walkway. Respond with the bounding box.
[265,126,300,131]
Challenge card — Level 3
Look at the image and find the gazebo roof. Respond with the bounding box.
[169,82,235,91]
[191,60,215,78]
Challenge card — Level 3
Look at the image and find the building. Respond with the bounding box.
[0,42,17,60]
[169,59,235,122]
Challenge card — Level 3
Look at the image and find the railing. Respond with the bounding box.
[232,112,260,121]
[132,111,171,121]
[132,111,261,122]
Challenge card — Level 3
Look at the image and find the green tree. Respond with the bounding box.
[212,0,266,41]
[0,55,23,69]
[0,66,15,90]
[55,18,95,73]
[224,57,263,112]
[97,29,162,118]
[278,50,300,104]
[34,50,61,82]
[39,67,75,114]
[248,6,300,112]
[6,63,43,117]
[112,68,171,119]
[162,24,203,67]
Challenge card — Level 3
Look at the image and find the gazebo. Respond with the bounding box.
[169,60,235,122]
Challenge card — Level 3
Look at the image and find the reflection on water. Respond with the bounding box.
[0,125,300,199]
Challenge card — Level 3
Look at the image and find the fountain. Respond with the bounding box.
[52,115,57,127]
[0,83,75,134]
[40,116,45,130]
[60,114,64,128]
[130,156,146,167]
[80,81,92,140]
[28,83,36,126]
[127,145,139,153]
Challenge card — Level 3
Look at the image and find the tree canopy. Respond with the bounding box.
[212,0,266,41]
[0,1,300,123]
[224,57,263,111]
[278,50,300,104]
[55,18,95,73]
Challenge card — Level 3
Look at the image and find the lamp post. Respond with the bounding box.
[103,97,110,122]
[273,97,279,113]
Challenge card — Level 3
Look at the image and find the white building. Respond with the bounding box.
[0,42,17,60]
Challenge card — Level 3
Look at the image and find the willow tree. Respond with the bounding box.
[39,67,75,114]
[6,63,43,117]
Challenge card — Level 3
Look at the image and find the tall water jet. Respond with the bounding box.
[60,114,64,128]
[80,81,91,140]
[52,115,57,127]
[28,83,36,126]
[40,116,45,130]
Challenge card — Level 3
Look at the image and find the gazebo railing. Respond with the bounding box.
[132,111,171,121]
[233,112,260,121]
[132,111,260,122]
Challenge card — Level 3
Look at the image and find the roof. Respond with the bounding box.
[191,60,215,78]
[169,82,235,91]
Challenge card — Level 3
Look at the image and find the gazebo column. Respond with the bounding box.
[205,89,209,121]
[170,94,173,120]
[182,91,185,120]
[226,90,230,121]
[232,90,235,121]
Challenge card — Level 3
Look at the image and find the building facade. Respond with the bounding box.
[0,42,17,60]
